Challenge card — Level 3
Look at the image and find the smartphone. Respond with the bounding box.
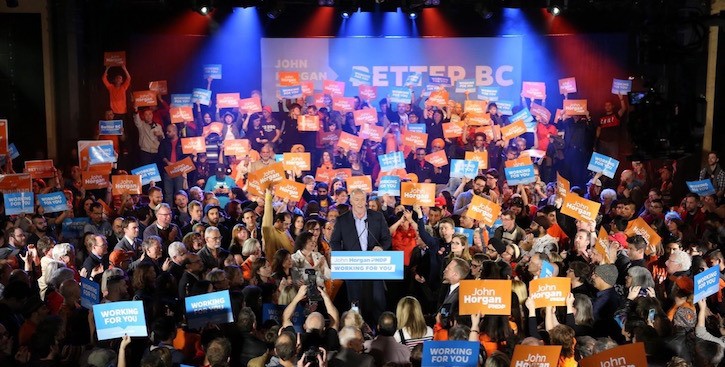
[614,314,625,329]
[648,309,656,323]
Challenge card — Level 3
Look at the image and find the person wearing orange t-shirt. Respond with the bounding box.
[102,64,131,117]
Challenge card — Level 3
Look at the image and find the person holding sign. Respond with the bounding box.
[159,124,189,203]
[595,94,628,160]
[330,188,392,326]
[102,63,131,118]
[699,151,725,199]
[133,107,164,167]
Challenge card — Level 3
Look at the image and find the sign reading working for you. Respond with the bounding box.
[330,251,404,280]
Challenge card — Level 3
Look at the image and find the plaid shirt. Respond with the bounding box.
[700,164,725,194]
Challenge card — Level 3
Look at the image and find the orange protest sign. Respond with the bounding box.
[223,139,251,157]
[465,113,492,126]
[401,131,428,149]
[238,97,262,113]
[132,91,157,107]
[202,122,224,137]
[465,151,489,170]
[86,162,113,175]
[442,122,465,139]
[426,90,447,108]
[595,227,611,263]
[111,175,142,195]
[313,94,327,109]
[24,160,55,179]
[400,182,436,207]
[275,179,306,201]
[511,345,562,367]
[278,71,300,86]
[77,140,116,171]
[425,151,448,167]
[625,217,662,248]
[346,175,373,194]
[556,173,570,200]
[148,80,168,95]
[318,131,339,147]
[103,51,125,66]
[458,279,511,315]
[322,80,345,97]
[315,168,334,185]
[282,153,311,171]
[466,194,501,227]
[500,120,527,141]
[217,93,240,108]
[332,97,355,113]
[181,137,206,154]
[170,107,194,123]
[163,157,195,178]
[359,85,377,100]
[82,171,109,190]
[245,171,265,197]
[504,156,532,168]
[255,162,286,188]
[560,193,600,224]
[555,108,565,122]
[332,168,352,182]
[0,119,7,155]
[0,173,32,193]
[529,277,571,308]
[464,100,488,114]
[359,124,384,142]
[352,108,377,126]
[337,132,364,152]
[297,115,320,132]
[300,81,314,96]
[580,343,647,367]
[563,99,588,115]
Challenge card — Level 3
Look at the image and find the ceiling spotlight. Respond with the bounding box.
[547,0,567,16]
[194,0,212,15]
[549,6,561,15]
[375,0,384,3]
[474,3,494,20]
[200,6,209,14]
[408,11,418,19]
[341,11,350,18]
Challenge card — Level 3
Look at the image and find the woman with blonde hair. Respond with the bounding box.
[394,296,434,349]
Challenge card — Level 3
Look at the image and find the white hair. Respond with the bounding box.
[101,268,126,294]
[338,326,362,348]
[668,250,692,272]
[242,238,260,257]
[42,260,66,286]
[205,226,220,237]
[49,268,75,290]
[51,243,74,261]
[168,241,187,258]
[600,189,617,202]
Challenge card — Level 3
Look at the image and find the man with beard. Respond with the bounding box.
[453,175,486,216]
[102,272,129,303]
[143,203,181,249]
[28,215,53,246]
[520,216,558,256]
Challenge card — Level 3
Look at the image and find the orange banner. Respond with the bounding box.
[322,80,345,97]
[464,100,488,114]
[163,157,195,178]
[282,153,311,171]
[223,139,251,157]
[278,72,300,86]
[500,119,527,141]
[465,113,492,126]
[359,124,384,142]
[625,217,662,248]
[315,168,334,185]
[563,99,588,115]
[504,156,532,168]
[333,168,352,181]
[464,151,488,170]
[181,137,206,154]
[595,227,611,263]
[442,122,465,139]
[426,90,448,108]
[521,81,547,99]
[300,81,314,96]
[103,51,125,66]
[359,85,377,100]
[313,93,327,109]
[401,131,428,149]
[511,345,562,367]
[556,173,570,200]
[425,151,448,167]
[82,172,109,190]
[132,91,157,107]
[24,160,55,179]
[346,175,373,194]
[400,182,436,207]
[238,97,262,113]
[580,343,647,367]
[560,193,601,224]
[297,115,320,132]
[275,179,306,201]
[217,93,240,108]
[245,171,265,197]
[458,279,511,315]
[466,194,501,227]
[111,175,142,195]
[353,108,378,126]
[332,97,356,113]
[148,80,168,95]
[0,119,7,155]
[202,122,224,137]
[170,107,194,123]
[254,162,286,188]
[337,132,364,152]
[0,173,32,193]
[530,277,571,308]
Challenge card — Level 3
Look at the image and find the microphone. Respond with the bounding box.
[364,218,384,251]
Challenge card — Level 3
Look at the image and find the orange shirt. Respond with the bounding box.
[103,76,131,114]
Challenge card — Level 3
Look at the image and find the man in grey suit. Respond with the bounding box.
[330,188,392,326]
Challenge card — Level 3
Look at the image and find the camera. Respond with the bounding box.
[305,269,322,302]
[303,348,320,367]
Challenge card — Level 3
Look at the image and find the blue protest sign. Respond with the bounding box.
[422,341,480,367]
[62,217,89,239]
[89,144,116,164]
[93,301,148,340]
[405,72,422,86]
[454,227,474,245]
[185,290,234,329]
[429,75,452,86]
[611,78,632,95]
[171,94,193,107]
[510,107,534,123]
[131,164,162,185]
[455,79,477,94]
[504,164,536,185]
[587,152,620,179]
[477,87,499,101]
[496,100,514,115]
[450,159,480,179]
[378,151,406,172]
[262,303,304,332]
[407,124,427,133]
[422,84,439,97]
[4,192,33,215]
[275,154,284,162]
[203,64,222,80]
[378,176,401,196]
[279,85,303,99]
[99,120,123,136]
[192,88,212,106]
[349,66,372,85]
[390,87,413,104]
[694,265,720,303]
[330,251,405,280]
[81,277,100,309]
[540,260,554,278]
[687,180,716,197]
[37,192,68,214]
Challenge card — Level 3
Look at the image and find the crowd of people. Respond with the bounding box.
[0,59,723,367]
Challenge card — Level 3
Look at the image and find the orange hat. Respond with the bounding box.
[432,138,446,149]
[109,250,131,266]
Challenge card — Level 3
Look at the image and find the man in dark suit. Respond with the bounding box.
[437,257,470,327]
[330,188,392,326]
[114,216,142,258]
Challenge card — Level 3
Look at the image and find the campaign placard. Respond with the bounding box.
[185,290,234,329]
[282,153,311,171]
[495,100,514,115]
[556,173,569,200]
[203,64,222,79]
[529,103,551,123]
[378,176,401,196]
[359,123,384,142]
[560,194,600,224]
[103,51,125,67]
[38,192,68,214]
[540,260,554,278]
[217,93,240,108]
[390,87,413,104]
[426,90,448,108]
[455,79,477,94]
[99,120,123,135]
[505,156,532,168]
[300,81,314,96]
[587,152,619,178]
[278,71,300,86]
[429,75,451,86]
[275,179,306,201]
[297,115,320,132]
[164,157,196,178]
[263,303,305,332]
[239,97,262,113]
[694,265,720,303]
[687,179,716,196]
[353,108,378,126]
[466,195,501,227]
[130,164,160,185]
[359,85,377,100]
[332,97,356,113]
[24,160,55,179]
[133,91,157,107]
[407,123,427,133]
[61,217,89,239]
[467,113,492,127]
[477,87,499,101]
[511,345,562,367]
[192,88,212,106]
[337,132,364,152]
[401,131,428,149]
[378,151,406,172]
[504,164,536,185]
[148,80,167,95]
[450,159,480,179]
[611,78,632,95]
[425,151,448,167]
[323,80,345,97]
[330,251,404,280]
[82,171,109,190]
[346,176,373,194]
[465,151,489,170]
[400,182,436,207]
[405,72,422,86]
[458,279,511,315]
[93,301,148,340]
[529,277,571,308]
[0,173,32,193]
[500,120,527,141]
[510,107,534,125]
[624,217,662,248]
[88,143,116,165]
[111,175,142,195]
[171,94,193,108]
[252,162,286,189]
[349,66,371,85]
[422,341,479,367]
[181,137,206,154]
[6,143,18,159]
[223,139,251,157]
[563,99,588,116]
[4,192,33,215]
[464,100,488,115]
[579,343,646,367]
[443,122,465,139]
[279,85,303,99]
[558,77,577,94]
[80,277,100,309]
[521,81,546,99]
[454,227,474,245]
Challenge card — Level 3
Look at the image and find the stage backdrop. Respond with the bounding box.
[260,37,523,107]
